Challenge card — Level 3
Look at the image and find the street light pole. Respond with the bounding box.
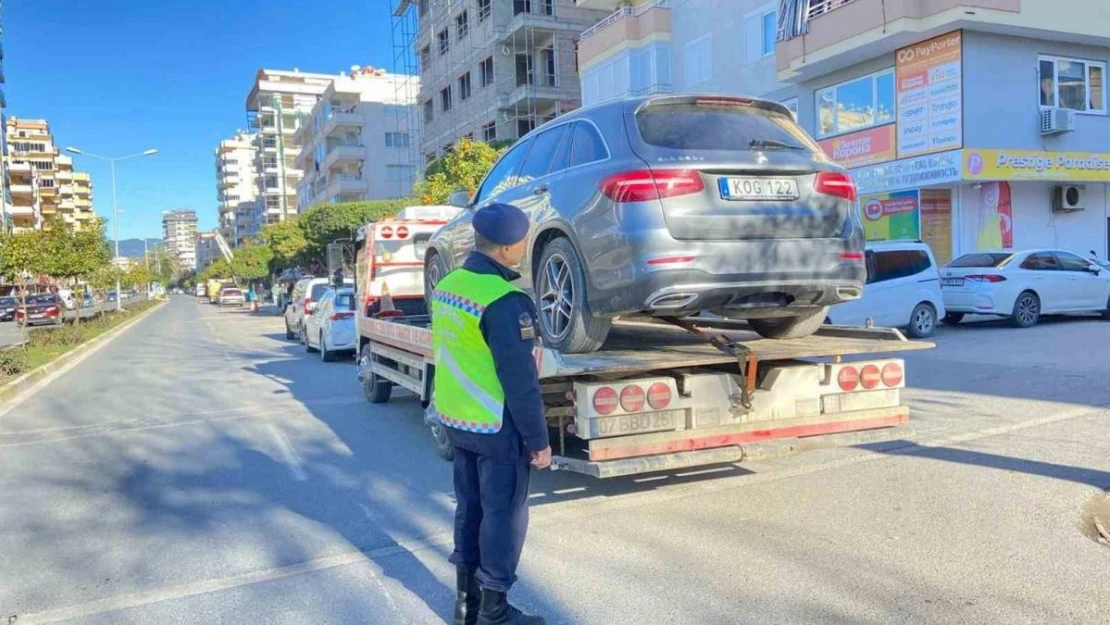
[65,147,157,311]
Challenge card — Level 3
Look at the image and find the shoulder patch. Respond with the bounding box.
[519,312,536,340]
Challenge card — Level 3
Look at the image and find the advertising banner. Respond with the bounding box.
[920,189,953,265]
[860,189,921,241]
[851,149,963,195]
[896,31,963,158]
[964,149,1110,182]
[976,182,1013,250]
[818,125,897,168]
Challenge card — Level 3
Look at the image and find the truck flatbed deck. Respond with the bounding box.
[360,315,932,379]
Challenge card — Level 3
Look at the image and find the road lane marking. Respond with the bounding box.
[268,423,307,481]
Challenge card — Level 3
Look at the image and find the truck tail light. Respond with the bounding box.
[647,382,672,410]
[814,171,857,201]
[395,225,409,239]
[600,169,704,203]
[859,364,882,390]
[965,274,1006,282]
[619,384,646,412]
[837,366,859,391]
[330,311,354,320]
[881,362,904,387]
[380,226,394,239]
[592,387,618,415]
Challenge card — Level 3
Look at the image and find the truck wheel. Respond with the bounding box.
[423,392,454,461]
[535,237,610,353]
[749,307,828,339]
[906,303,937,338]
[360,344,393,403]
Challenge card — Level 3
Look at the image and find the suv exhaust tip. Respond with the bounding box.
[647,293,699,309]
[837,286,862,300]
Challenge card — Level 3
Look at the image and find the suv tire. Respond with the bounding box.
[749,307,828,340]
[424,252,450,315]
[534,237,611,353]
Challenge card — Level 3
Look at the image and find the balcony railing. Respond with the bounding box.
[777,0,859,42]
[581,0,669,42]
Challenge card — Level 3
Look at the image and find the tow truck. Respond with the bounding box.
[356,274,933,478]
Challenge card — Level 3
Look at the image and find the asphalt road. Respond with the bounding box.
[1,297,1108,624]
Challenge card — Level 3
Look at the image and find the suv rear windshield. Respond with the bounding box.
[635,100,819,152]
[947,253,1013,268]
[222,289,242,296]
[310,284,331,301]
[0,298,15,306]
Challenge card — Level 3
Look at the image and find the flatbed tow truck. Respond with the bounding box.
[357,302,933,478]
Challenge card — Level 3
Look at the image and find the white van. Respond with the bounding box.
[827,241,946,338]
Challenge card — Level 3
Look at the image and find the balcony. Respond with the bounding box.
[324,108,362,137]
[774,0,1105,82]
[323,143,363,170]
[55,170,73,182]
[326,173,365,198]
[39,186,57,197]
[10,184,34,197]
[500,81,579,110]
[59,184,74,196]
[8,205,34,216]
[75,197,92,208]
[499,4,584,40]
[60,199,76,211]
[8,162,31,174]
[74,172,90,182]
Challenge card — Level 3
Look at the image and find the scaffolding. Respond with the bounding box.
[391,0,426,184]
[393,0,601,162]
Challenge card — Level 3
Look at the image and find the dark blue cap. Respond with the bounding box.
[473,203,530,245]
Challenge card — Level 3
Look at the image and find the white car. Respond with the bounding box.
[284,277,350,341]
[827,241,945,338]
[218,287,245,307]
[941,249,1110,328]
[304,287,357,361]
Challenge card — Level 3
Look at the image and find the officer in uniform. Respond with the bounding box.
[431,203,551,625]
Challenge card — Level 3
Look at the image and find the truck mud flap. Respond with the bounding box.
[552,424,914,478]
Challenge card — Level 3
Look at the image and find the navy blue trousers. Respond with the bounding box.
[448,447,531,592]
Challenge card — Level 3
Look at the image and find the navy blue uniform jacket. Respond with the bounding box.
[442,252,550,463]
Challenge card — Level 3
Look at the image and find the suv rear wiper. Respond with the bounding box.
[748,138,805,150]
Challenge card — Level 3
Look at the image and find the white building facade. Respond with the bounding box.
[215,131,260,247]
[162,209,198,272]
[294,66,419,210]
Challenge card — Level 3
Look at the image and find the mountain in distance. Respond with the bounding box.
[116,238,164,259]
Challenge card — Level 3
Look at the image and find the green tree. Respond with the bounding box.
[231,244,273,283]
[298,198,416,259]
[260,220,308,272]
[415,137,507,205]
[197,259,233,282]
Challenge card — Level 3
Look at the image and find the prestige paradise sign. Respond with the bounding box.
[964,149,1110,182]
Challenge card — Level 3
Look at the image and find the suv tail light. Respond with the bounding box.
[46,306,60,316]
[592,387,618,415]
[600,169,704,203]
[330,311,354,320]
[965,274,1006,282]
[814,171,857,201]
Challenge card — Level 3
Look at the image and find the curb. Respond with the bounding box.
[0,301,167,410]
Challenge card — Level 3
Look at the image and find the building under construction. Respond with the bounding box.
[394,0,606,163]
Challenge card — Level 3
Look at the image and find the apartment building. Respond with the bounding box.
[415,0,607,160]
[195,231,221,272]
[245,69,334,225]
[3,117,97,233]
[0,0,10,234]
[577,0,675,105]
[294,66,419,210]
[215,130,260,246]
[776,0,1110,262]
[162,209,199,272]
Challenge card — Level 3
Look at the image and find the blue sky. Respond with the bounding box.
[6,0,399,239]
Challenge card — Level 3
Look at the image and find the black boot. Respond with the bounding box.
[476,588,546,625]
[453,567,481,625]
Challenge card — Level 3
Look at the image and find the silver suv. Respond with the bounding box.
[426,95,865,352]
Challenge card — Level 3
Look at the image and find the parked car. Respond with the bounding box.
[426,94,865,352]
[57,289,77,311]
[0,297,17,322]
[941,249,1110,328]
[284,277,351,341]
[304,287,357,361]
[826,241,945,338]
[81,293,95,309]
[15,293,65,327]
[217,287,246,307]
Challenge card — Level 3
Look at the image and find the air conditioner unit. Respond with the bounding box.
[1052,185,1085,213]
[1040,107,1076,135]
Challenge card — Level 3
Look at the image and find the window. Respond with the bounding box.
[1020,252,1061,271]
[816,68,895,137]
[478,0,491,21]
[440,86,452,112]
[459,72,472,101]
[335,291,356,311]
[514,0,531,16]
[517,117,535,137]
[683,34,712,87]
[437,29,450,56]
[867,250,931,284]
[1055,251,1095,272]
[456,10,469,40]
[482,120,497,142]
[420,46,431,72]
[480,56,495,87]
[949,253,1014,268]
[519,125,569,180]
[475,140,530,202]
[385,132,410,148]
[781,97,799,121]
[635,100,817,152]
[540,46,557,86]
[425,152,437,165]
[516,53,534,87]
[387,164,415,182]
[1039,56,1106,114]
[541,0,554,16]
[761,10,776,56]
[568,122,608,167]
[423,100,434,123]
